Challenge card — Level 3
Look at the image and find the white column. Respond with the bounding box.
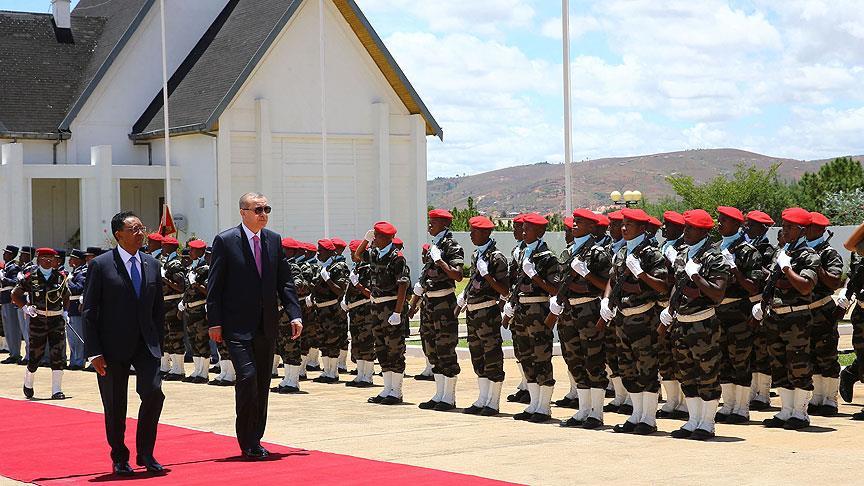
[255,98,275,222]
[374,102,390,220]
[1,143,27,246]
[409,114,427,275]
[216,113,233,231]
[81,145,115,247]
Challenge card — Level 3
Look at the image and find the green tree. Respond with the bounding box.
[795,157,864,212]
[823,188,864,225]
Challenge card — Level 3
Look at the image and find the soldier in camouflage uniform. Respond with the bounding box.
[604,210,633,415]
[743,210,777,410]
[408,244,435,381]
[272,238,305,393]
[459,216,510,416]
[412,209,464,411]
[13,248,70,399]
[713,207,765,424]
[205,245,234,386]
[355,221,410,405]
[553,217,580,409]
[330,238,351,373]
[345,239,375,388]
[505,214,530,404]
[751,208,821,430]
[180,240,210,384]
[657,210,688,419]
[552,209,611,429]
[600,208,668,435]
[839,249,864,418]
[804,212,844,416]
[504,213,560,423]
[310,239,350,384]
[0,245,23,365]
[159,237,186,381]
[299,243,322,375]
[661,210,728,440]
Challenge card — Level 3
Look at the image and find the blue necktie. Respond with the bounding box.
[130,256,142,297]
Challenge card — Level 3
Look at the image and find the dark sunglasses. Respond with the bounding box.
[242,206,272,215]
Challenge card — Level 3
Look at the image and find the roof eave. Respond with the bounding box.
[0,131,71,141]
[128,123,209,140]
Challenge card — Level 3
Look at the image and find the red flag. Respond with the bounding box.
[158,204,176,237]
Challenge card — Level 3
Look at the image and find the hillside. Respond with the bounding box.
[427,149,863,215]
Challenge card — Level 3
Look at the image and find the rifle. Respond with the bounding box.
[667,239,712,323]
[753,244,790,326]
[545,238,594,328]
[597,231,652,329]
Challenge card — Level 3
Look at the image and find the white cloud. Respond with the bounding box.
[540,15,601,40]
[357,0,535,37]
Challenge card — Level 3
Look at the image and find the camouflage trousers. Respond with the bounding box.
[558,300,607,389]
[184,308,210,357]
[809,302,840,378]
[27,315,66,372]
[751,318,772,375]
[421,294,460,377]
[317,304,348,358]
[763,310,813,390]
[217,339,231,361]
[851,305,864,381]
[349,304,375,362]
[656,303,675,380]
[605,319,621,378]
[300,301,319,354]
[163,300,185,355]
[370,301,406,374]
[277,313,302,366]
[671,315,721,401]
[466,303,505,382]
[716,300,754,386]
[418,302,433,365]
[613,309,660,394]
[512,302,555,387]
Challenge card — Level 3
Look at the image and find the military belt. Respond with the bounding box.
[749,295,762,303]
[808,295,834,310]
[466,300,498,312]
[371,295,398,304]
[518,296,549,304]
[568,296,598,306]
[69,295,82,301]
[347,299,370,310]
[35,309,64,317]
[619,301,655,317]
[187,299,206,309]
[164,294,183,301]
[315,299,338,308]
[0,286,13,291]
[771,304,810,315]
[425,288,455,299]
[719,297,742,305]
[676,307,716,323]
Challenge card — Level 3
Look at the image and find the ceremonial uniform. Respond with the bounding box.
[181,241,210,383]
[345,243,375,387]
[505,238,529,404]
[160,244,187,380]
[843,253,864,419]
[311,242,350,382]
[605,211,630,412]
[15,247,35,363]
[299,250,322,373]
[657,225,688,418]
[272,238,304,393]
[66,250,88,369]
[1,245,23,363]
[746,211,777,409]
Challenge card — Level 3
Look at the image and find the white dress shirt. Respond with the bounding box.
[241,223,261,254]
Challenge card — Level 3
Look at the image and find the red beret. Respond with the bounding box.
[374,221,397,236]
[304,242,317,252]
[522,212,548,226]
[162,237,179,245]
[746,210,774,225]
[188,239,206,249]
[281,237,297,249]
[36,247,58,257]
[782,207,812,226]
[717,206,744,222]
[595,214,610,227]
[318,239,336,251]
[349,239,363,252]
[621,208,650,223]
[608,210,624,221]
[469,216,495,229]
[393,237,403,246]
[147,233,163,242]
[330,238,347,251]
[663,211,685,226]
[428,209,453,221]
[563,216,574,229]
[684,209,714,229]
[648,217,662,228]
[572,208,600,223]
[422,243,430,251]
[513,214,526,223]
[810,212,830,227]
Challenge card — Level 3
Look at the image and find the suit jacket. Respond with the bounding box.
[206,224,301,341]
[82,248,165,361]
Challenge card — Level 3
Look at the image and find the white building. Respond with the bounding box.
[0,0,441,272]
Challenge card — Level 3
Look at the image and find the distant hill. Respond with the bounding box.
[427,149,864,215]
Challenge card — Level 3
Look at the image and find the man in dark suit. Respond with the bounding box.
[83,211,166,476]
[208,192,302,459]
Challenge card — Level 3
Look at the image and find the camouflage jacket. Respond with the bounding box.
[610,237,667,309]
[511,240,559,301]
[183,262,209,305]
[162,257,187,298]
[770,243,820,308]
[15,268,70,313]
[420,230,464,292]
[370,247,410,297]
[671,240,728,315]
[723,234,765,300]
[810,239,844,302]
[465,239,509,304]
[560,236,611,299]
[312,256,350,302]
[345,252,372,305]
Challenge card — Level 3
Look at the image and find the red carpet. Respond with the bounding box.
[0,398,518,485]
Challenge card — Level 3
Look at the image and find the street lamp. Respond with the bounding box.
[610,190,642,208]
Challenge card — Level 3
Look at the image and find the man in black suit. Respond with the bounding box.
[208,192,302,459]
[83,211,166,476]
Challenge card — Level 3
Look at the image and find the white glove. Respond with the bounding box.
[187,272,196,285]
[684,259,702,280]
[776,250,792,271]
[721,249,736,269]
[522,259,537,278]
[660,307,674,327]
[502,302,515,318]
[349,271,359,286]
[160,266,167,278]
[600,297,614,321]
[412,282,424,296]
[836,292,850,310]
[304,295,312,307]
[319,267,330,281]
[388,312,402,326]
[751,303,764,321]
[177,301,186,312]
[364,229,375,243]
[340,297,348,312]
[570,258,589,277]
[429,245,442,262]
[625,254,643,277]
[63,310,69,322]
[549,296,563,316]
[664,245,678,263]
[23,305,37,318]
[476,258,489,277]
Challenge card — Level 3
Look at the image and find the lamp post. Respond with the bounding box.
[610,190,643,208]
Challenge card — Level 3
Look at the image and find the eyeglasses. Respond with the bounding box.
[242,206,272,215]
[127,225,148,234]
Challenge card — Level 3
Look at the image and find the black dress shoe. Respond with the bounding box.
[52,392,66,400]
[715,411,729,423]
[164,373,184,381]
[193,376,209,384]
[603,402,621,413]
[209,365,221,373]
[354,381,374,388]
[513,411,533,421]
[136,455,164,473]
[554,396,577,408]
[1,356,17,364]
[242,448,268,460]
[113,461,135,476]
[839,366,857,403]
[529,413,552,423]
[655,409,675,419]
[851,410,864,421]
[368,395,385,404]
[506,389,529,403]
[582,417,603,429]
[479,407,499,416]
[750,399,770,411]
[18,358,28,366]
[414,374,434,381]
[612,421,637,433]
[670,427,693,439]
[211,379,227,386]
[618,403,633,415]
[725,413,748,424]
[689,428,715,441]
[606,388,615,398]
[463,405,484,415]
[218,380,235,387]
[278,385,300,394]
[560,417,583,428]
[418,399,439,410]
[783,417,810,430]
[380,395,402,405]
[23,386,34,399]
[762,417,786,428]
[633,422,657,435]
[818,404,838,417]
[306,364,321,372]
[181,375,196,383]
[434,401,456,412]
[338,367,348,374]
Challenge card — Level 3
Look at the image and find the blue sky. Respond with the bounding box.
[9,0,864,178]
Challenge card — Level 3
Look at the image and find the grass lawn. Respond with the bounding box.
[840,352,856,367]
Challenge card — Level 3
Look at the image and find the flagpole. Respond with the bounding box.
[160,0,172,212]
[562,0,573,216]
[319,0,329,238]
